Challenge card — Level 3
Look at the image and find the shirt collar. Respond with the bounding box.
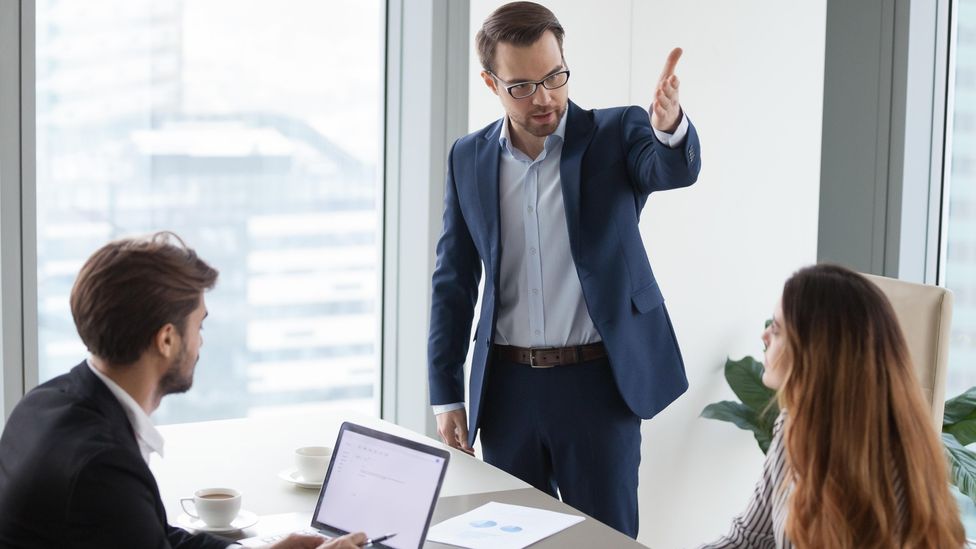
[86,358,165,463]
[498,108,568,160]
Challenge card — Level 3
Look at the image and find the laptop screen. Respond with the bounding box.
[311,423,450,549]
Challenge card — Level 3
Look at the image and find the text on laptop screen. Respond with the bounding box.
[315,430,445,549]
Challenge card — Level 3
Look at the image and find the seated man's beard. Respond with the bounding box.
[158,346,194,396]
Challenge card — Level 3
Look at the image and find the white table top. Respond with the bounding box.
[151,410,528,521]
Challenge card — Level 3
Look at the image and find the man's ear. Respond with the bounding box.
[154,323,178,359]
[481,71,499,95]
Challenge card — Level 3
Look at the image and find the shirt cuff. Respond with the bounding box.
[650,110,688,148]
[432,402,465,415]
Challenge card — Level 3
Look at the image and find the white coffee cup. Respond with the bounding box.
[180,487,242,528]
[295,446,331,483]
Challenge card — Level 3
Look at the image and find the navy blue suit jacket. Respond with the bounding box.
[428,101,701,446]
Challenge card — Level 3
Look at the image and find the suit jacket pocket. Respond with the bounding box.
[631,282,665,314]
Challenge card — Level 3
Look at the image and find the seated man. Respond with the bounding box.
[0,232,363,549]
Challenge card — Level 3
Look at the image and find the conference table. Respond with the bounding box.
[151,409,647,548]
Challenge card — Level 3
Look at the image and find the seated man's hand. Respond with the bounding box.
[266,533,327,548]
[317,532,367,548]
[266,532,366,549]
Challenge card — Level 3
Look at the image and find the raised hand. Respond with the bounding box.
[650,47,683,133]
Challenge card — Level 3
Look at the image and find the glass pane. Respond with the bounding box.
[944,0,976,535]
[34,0,384,424]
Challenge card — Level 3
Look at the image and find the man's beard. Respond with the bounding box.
[517,101,567,138]
[158,344,195,396]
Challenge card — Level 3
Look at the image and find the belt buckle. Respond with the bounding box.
[529,348,553,369]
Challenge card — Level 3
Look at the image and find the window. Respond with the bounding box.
[943,0,976,534]
[34,0,385,423]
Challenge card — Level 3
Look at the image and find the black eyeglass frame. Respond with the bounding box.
[488,69,571,99]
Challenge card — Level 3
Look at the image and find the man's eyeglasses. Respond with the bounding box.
[489,70,571,99]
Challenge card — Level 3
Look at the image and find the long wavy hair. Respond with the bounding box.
[776,264,964,548]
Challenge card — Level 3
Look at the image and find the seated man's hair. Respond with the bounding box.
[70,231,218,365]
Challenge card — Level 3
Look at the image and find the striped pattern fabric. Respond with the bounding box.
[701,413,909,549]
[700,414,791,548]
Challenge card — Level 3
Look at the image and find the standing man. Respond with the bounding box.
[0,232,364,549]
[427,1,700,538]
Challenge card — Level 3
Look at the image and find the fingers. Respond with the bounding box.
[335,532,367,548]
[668,74,680,93]
[652,100,669,123]
[436,409,472,454]
[658,47,683,83]
[651,76,681,132]
[655,88,674,112]
[449,414,474,455]
[454,421,475,456]
[652,72,680,121]
[435,410,457,446]
[438,421,461,449]
[317,532,365,549]
[658,75,679,102]
[271,533,326,549]
[437,421,456,447]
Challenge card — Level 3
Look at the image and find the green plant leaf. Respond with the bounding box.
[945,417,976,446]
[943,433,976,505]
[943,386,976,426]
[701,400,772,455]
[701,400,760,430]
[724,356,777,414]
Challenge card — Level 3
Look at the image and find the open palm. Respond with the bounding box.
[651,47,683,132]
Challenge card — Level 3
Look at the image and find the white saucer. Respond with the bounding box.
[176,509,259,533]
[278,468,323,489]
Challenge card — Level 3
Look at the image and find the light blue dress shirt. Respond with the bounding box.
[432,108,688,415]
[494,110,600,349]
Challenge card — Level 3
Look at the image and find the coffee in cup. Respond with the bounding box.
[180,487,242,527]
[295,446,331,483]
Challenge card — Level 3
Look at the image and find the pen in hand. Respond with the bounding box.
[362,532,397,546]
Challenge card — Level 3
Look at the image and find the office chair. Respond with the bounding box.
[862,273,954,430]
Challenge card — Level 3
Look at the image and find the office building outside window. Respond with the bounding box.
[34,0,385,424]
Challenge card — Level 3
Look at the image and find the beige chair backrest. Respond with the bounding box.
[862,273,954,430]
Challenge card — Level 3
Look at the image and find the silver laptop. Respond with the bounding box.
[241,422,450,549]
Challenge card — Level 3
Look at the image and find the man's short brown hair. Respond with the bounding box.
[70,231,218,365]
[475,1,565,72]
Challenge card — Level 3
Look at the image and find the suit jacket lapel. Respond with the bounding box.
[475,120,503,270]
[560,101,595,259]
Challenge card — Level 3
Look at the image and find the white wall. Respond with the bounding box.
[467,1,826,547]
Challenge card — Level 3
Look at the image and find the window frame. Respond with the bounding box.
[0,0,37,420]
[0,0,471,434]
[938,0,961,286]
[817,0,953,285]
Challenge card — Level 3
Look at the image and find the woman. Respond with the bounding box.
[701,264,965,548]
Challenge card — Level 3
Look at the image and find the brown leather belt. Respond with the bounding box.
[493,343,607,368]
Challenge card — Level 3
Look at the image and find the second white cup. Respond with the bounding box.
[295,446,331,483]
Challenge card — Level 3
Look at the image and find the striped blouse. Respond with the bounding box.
[700,413,907,549]
[700,413,792,549]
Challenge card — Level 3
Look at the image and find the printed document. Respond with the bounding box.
[426,501,583,549]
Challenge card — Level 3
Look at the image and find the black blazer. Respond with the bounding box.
[0,362,230,548]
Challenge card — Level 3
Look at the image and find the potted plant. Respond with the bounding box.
[701,355,976,505]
